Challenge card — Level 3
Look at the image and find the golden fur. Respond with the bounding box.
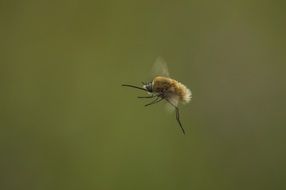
[152,76,192,104]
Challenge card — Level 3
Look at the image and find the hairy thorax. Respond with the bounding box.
[152,76,191,103]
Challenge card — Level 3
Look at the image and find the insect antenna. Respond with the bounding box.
[121,84,148,91]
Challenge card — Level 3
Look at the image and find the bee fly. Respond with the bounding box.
[122,57,192,134]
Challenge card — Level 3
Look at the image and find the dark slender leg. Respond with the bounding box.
[165,99,185,134]
[137,95,154,98]
[175,107,185,134]
[145,97,163,106]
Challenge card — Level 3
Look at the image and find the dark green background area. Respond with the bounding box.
[0,1,285,190]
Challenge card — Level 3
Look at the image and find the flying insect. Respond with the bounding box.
[122,57,192,134]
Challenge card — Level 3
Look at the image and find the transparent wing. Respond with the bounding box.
[151,56,170,78]
[165,95,179,113]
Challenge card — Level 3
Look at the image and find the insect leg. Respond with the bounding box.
[137,95,155,98]
[175,107,185,134]
[145,97,163,107]
[165,99,185,134]
[138,92,161,99]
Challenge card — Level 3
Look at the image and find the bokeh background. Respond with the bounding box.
[1,0,285,190]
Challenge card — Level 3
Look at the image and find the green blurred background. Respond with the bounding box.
[1,0,285,190]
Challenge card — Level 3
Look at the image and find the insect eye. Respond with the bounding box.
[147,83,153,92]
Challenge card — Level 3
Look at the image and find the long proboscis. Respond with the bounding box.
[122,84,147,91]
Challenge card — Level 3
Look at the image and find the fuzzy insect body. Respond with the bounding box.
[122,57,192,134]
[152,76,191,104]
